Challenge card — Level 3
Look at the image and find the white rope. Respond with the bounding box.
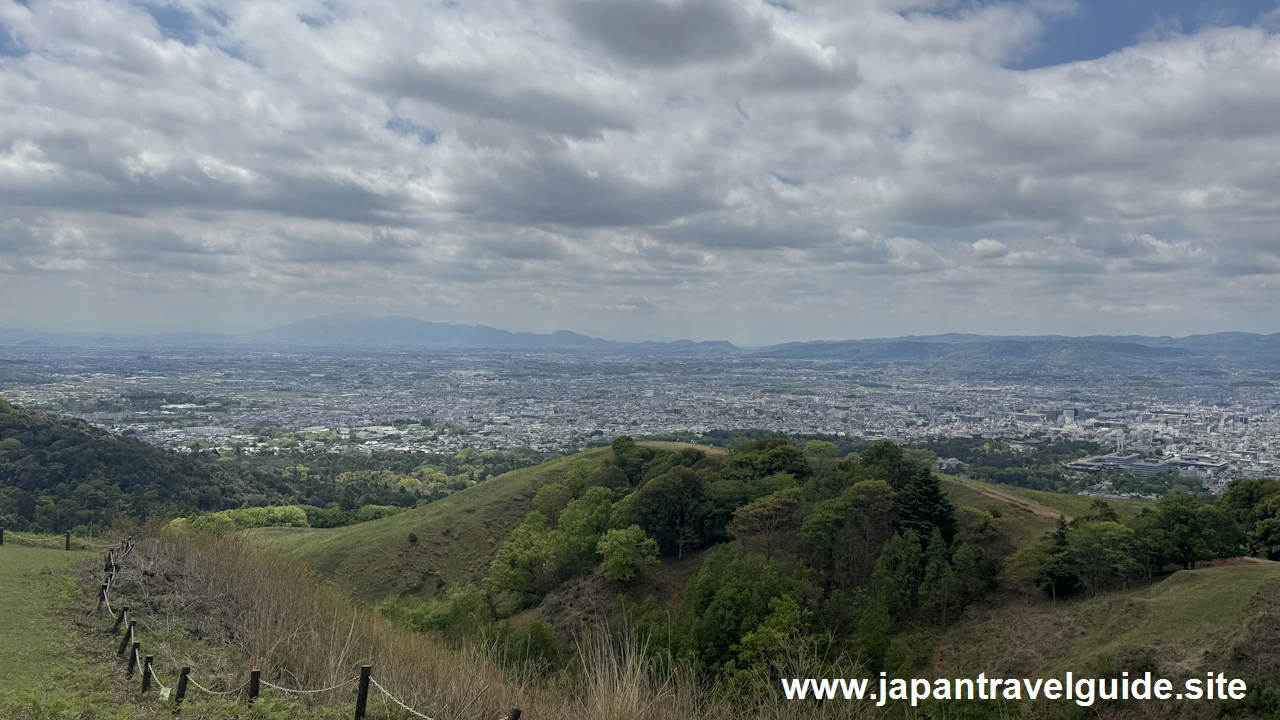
[370,677,437,720]
[149,664,172,692]
[5,531,63,547]
[188,675,249,697]
[260,677,358,695]
[103,572,116,616]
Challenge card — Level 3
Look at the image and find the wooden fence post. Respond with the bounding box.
[354,665,372,720]
[248,669,261,702]
[112,606,129,634]
[117,621,135,656]
[127,642,140,676]
[141,655,154,692]
[175,667,191,707]
[64,531,70,551]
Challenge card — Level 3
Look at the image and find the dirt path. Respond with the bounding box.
[957,479,1066,520]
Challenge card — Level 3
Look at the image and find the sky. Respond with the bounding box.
[2,0,1280,345]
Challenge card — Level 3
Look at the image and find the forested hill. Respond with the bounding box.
[0,395,227,532]
[0,396,561,534]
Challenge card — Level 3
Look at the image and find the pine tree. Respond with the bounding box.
[1046,515,1073,602]
[856,593,891,671]
[894,466,958,542]
[870,530,923,622]
[919,528,959,624]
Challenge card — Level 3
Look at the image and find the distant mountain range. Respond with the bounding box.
[0,314,738,353]
[253,314,737,352]
[2,316,1278,364]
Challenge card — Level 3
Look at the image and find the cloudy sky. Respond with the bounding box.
[2,0,1280,344]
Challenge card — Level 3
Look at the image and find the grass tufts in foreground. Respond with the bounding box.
[11,529,880,720]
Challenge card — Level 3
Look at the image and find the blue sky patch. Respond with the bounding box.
[1015,0,1279,69]
[386,116,439,145]
[0,22,28,58]
[298,13,332,29]
[144,3,200,46]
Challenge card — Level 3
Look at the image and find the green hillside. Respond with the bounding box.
[940,475,1155,545]
[258,448,1148,606]
[256,441,726,601]
[929,560,1280,684]
[0,397,224,533]
[0,395,561,536]
[255,449,613,601]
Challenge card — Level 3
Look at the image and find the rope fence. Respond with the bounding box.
[261,677,360,695]
[0,527,118,551]
[68,535,523,720]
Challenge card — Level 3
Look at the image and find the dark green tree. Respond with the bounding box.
[628,467,706,558]
[919,528,960,623]
[870,530,922,623]
[894,466,958,542]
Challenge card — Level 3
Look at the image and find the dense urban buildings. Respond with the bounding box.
[2,342,1277,498]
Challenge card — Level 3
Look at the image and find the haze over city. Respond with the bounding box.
[4,0,1280,344]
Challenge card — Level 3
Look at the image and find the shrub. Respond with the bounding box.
[598,525,659,582]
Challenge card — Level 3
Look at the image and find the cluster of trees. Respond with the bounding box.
[0,397,556,533]
[1217,478,1280,560]
[1007,496,1244,598]
[916,437,1207,499]
[484,435,994,678]
[914,437,1104,493]
[370,431,1280,699]
[645,429,873,457]
[0,398,229,533]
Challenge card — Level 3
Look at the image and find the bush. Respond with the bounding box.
[598,525,659,582]
[533,482,572,520]
[378,585,494,642]
[175,503,408,533]
[172,505,311,533]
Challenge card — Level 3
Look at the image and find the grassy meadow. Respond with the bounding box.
[0,544,88,693]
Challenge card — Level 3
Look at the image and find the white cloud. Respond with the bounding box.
[1,0,1279,342]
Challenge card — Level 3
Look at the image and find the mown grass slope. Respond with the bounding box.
[255,450,613,601]
[941,475,1155,546]
[0,544,87,693]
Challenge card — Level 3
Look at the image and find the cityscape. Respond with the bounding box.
[3,340,1278,497]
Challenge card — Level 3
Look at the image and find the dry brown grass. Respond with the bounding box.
[116,530,881,720]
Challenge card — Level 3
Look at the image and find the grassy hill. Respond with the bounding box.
[257,445,1154,609]
[928,560,1280,685]
[255,449,612,601]
[256,442,726,602]
[941,475,1155,546]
